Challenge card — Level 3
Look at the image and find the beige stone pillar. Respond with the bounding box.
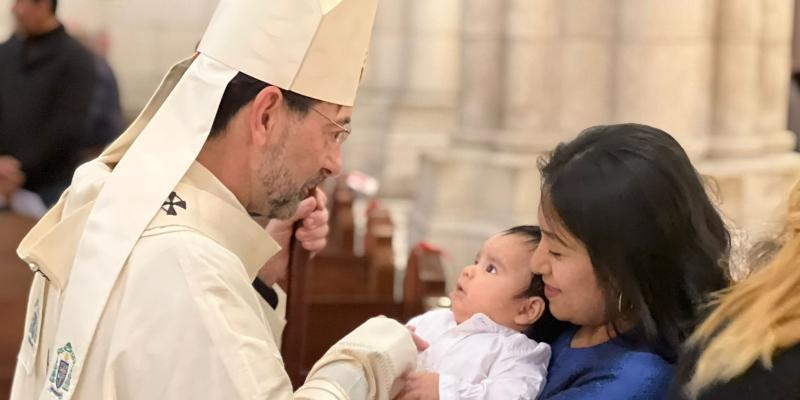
[108,1,217,118]
[0,0,13,38]
[557,0,616,137]
[501,0,563,150]
[457,0,506,145]
[701,0,800,235]
[56,0,217,118]
[380,0,460,197]
[758,0,796,153]
[409,150,542,285]
[409,0,545,273]
[709,0,763,157]
[613,0,716,159]
[344,0,408,179]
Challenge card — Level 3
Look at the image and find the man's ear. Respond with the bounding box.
[514,296,545,326]
[249,85,284,146]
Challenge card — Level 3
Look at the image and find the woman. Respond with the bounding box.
[668,182,800,399]
[531,124,731,399]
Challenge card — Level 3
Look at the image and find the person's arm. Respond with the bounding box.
[86,58,124,148]
[300,317,418,400]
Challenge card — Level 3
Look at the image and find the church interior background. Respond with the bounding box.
[2,0,800,394]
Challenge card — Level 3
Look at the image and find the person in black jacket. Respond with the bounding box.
[0,0,96,205]
[669,181,800,400]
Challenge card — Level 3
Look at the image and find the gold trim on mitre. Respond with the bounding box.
[198,0,378,106]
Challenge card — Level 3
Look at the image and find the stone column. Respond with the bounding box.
[0,0,13,38]
[501,0,564,150]
[344,0,408,179]
[700,0,800,235]
[408,0,546,276]
[57,0,217,119]
[379,0,461,197]
[501,0,618,150]
[758,0,796,153]
[613,0,716,159]
[456,0,506,146]
[709,0,763,157]
[557,0,617,137]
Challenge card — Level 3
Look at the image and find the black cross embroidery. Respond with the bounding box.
[161,192,187,216]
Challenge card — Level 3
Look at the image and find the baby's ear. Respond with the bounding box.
[514,296,545,326]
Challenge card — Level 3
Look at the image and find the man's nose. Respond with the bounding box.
[323,145,342,178]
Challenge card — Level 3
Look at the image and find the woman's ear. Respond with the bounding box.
[514,296,545,326]
[248,86,283,146]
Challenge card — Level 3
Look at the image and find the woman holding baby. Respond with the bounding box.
[530,123,732,399]
[395,123,732,400]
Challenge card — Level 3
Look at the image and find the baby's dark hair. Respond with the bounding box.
[503,225,544,298]
[503,225,573,343]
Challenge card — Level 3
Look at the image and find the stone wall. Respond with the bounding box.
[54,0,217,120]
[2,0,797,284]
[398,0,800,281]
[0,0,12,38]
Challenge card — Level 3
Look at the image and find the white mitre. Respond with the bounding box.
[16,1,379,399]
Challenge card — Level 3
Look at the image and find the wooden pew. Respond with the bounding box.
[0,212,37,398]
[402,242,447,321]
[364,203,394,301]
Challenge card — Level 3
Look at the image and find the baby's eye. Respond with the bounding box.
[485,264,498,274]
[549,250,562,258]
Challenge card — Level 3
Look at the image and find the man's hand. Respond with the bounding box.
[394,372,440,400]
[257,189,330,286]
[0,156,24,197]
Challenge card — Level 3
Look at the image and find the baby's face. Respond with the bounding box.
[450,233,535,328]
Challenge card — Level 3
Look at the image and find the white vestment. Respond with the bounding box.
[11,161,415,399]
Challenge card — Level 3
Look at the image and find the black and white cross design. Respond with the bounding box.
[161,192,187,216]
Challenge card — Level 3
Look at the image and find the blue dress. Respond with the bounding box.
[540,327,674,399]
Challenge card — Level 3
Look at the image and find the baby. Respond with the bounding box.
[399,226,560,400]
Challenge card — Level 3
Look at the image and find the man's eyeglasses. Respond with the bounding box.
[311,107,351,144]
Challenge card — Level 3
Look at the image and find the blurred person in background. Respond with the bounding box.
[669,181,800,400]
[73,28,123,160]
[0,0,96,206]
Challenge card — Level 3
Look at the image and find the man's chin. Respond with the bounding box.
[266,205,296,220]
[265,196,302,220]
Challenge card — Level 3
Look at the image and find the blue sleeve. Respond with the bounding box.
[543,353,673,400]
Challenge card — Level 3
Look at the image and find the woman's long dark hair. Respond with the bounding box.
[538,123,731,361]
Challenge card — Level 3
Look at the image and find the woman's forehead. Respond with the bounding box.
[538,200,577,248]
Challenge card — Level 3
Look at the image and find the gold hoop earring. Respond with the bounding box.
[617,292,624,313]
